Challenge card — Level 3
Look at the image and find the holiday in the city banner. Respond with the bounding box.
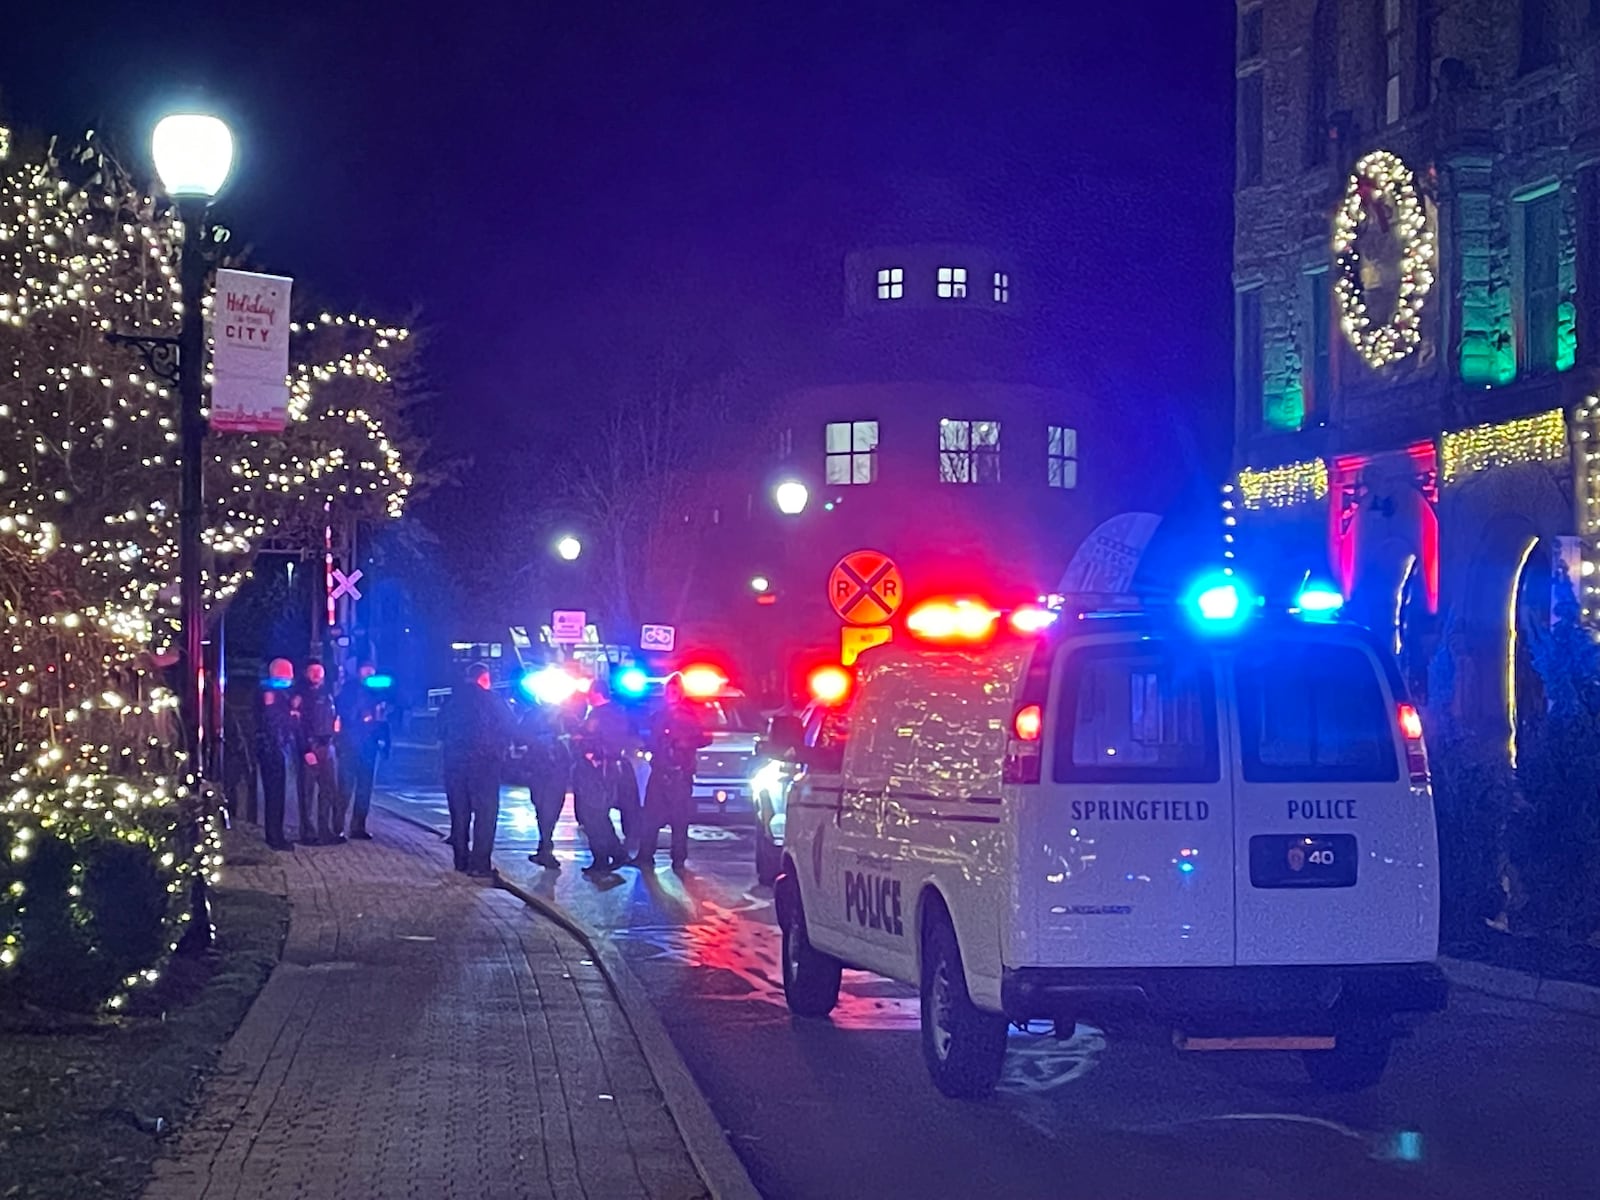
[211,268,292,434]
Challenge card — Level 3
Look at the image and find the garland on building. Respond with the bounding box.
[1334,150,1436,369]
[0,132,419,1011]
[1440,409,1567,484]
[1235,458,1330,510]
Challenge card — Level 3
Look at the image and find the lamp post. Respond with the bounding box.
[555,534,583,562]
[110,112,234,953]
[773,478,809,516]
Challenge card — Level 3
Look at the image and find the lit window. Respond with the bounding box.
[1047,425,1077,489]
[937,267,968,299]
[940,419,1000,483]
[825,420,879,485]
[876,267,904,300]
[993,272,1010,303]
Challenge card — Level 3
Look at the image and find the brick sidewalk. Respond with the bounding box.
[143,813,708,1200]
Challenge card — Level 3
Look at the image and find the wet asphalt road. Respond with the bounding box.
[371,744,1600,1200]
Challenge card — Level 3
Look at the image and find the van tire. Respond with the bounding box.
[755,827,781,887]
[920,911,1007,1099]
[777,876,841,1017]
[1303,1027,1392,1092]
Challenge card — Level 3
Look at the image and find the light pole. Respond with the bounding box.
[110,111,233,953]
[773,478,809,516]
[555,534,583,562]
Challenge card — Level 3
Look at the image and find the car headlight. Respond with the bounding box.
[750,759,786,797]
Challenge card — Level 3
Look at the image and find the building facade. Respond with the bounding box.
[1233,0,1600,752]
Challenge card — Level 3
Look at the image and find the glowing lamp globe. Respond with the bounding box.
[774,479,809,516]
[152,114,235,200]
[555,535,582,562]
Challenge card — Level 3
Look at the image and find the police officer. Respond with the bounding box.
[635,680,710,870]
[297,660,345,845]
[254,658,296,851]
[519,702,571,869]
[337,661,391,840]
[571,707,627,874]
[439,662,512,875]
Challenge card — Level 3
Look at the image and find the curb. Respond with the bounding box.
[375,801,760,1200]
[493,873,763,1200]
[1441,955,1600,1018]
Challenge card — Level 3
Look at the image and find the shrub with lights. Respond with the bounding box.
[0,132,417,1011]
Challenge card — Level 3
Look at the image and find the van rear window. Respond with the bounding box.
[1235,642,1397,783]
[1054,644,1219,784]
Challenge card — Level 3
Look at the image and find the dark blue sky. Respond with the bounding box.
[2,0,1235,479]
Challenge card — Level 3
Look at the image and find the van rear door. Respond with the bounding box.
[1228,635,1439,966]
[1017,636,1235,968]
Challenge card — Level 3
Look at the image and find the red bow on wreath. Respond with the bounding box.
[1355,177,1392,234]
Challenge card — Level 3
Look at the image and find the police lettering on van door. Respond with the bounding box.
[844,869,904,936]
[1068,799,1211,821]
[1289,799,1357,820]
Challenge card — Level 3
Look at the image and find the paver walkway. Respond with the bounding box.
[143,812,708,1200]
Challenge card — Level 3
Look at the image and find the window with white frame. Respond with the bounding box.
[825,420,879,484]
[1047,425,1078,488]
[940,419,1000,483]
[993,271,1010,303]
[937,266,968,299]
[876,267,904,300]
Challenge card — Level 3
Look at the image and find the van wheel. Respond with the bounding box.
[920,911,1007,1099]
[777,876,841,1017]
[755,827,781,887]
[1303,1027,1392,1092]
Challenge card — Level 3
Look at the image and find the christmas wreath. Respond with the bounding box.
[1334,150,1436,368]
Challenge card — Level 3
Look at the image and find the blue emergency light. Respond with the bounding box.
[363,673,394,690]
[1184,572,1254,633]
[1294,580,1345,620]
[615,665,649,697]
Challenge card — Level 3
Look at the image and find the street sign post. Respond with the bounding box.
[828,549,904,626]
[640,623,677,652]
[551,609,587,644]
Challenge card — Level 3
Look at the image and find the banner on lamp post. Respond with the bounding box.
[211,268,292,434]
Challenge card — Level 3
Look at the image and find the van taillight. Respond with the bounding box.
[1397,703,1429,786]
[1004,704,1043,784]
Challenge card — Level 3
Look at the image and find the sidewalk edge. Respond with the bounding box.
[493,873,763,1200]
[1440,955,1600,1017]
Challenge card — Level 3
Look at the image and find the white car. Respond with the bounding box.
[777,585,1447,1098]
[749,703,851,885]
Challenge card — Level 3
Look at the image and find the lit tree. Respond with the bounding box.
[0,131,418,1009]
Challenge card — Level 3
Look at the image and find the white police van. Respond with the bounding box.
[776,582,1447,1098]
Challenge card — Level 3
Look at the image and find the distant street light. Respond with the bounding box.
[555,534,582,562]
[774,479,809,516]
[750,575,771,593]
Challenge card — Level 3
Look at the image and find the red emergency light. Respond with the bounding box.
[679,664,728,698]
[905,598,999,642]
[807,664,852,706]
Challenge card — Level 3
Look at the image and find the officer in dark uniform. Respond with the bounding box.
[254,658,297,851]
[337,662,391,840]
[297,660,344,845]
[635,681,710,870]
[519,702,571,869]
[571,706,627,874]
[438,662,512,875]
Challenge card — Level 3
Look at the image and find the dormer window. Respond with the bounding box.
[876,267,904,300]
[993,272,1010,303]
[937,267,967,299]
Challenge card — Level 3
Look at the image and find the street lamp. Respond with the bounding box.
[104,111,234,953]
[750,575,771,593]
[555,534,583,562]
[774,479,809,516]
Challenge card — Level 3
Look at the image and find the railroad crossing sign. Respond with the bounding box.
[330,568,363,602]
[828,549,903,626]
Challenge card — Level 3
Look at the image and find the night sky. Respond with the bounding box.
[2,0,1235,597]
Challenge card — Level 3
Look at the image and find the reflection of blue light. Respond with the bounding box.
[266,678,293,690]
[1178,860,1196,874]
[616,665,648,696]
[364,674,394,690]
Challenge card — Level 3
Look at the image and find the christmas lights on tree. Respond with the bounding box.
[0,131,418,1010]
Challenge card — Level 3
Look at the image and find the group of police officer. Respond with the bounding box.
[438,663,712,878]
[252,657,392,851]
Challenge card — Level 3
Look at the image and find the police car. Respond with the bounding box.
[775,579,1447,1099]
[749,669,854,885]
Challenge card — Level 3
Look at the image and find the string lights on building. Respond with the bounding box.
[1439,409,1567,484]
[1236,458,1330,510]
[1334,150,1436,369]
[0,132,416,1008]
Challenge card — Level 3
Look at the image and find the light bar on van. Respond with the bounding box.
[1184,572,1255,633]
[1008,605,1059,635]
[906,598,1000,641]
[1295,579,1345,619]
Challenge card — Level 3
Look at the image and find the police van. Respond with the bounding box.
[775,580,1447,1099]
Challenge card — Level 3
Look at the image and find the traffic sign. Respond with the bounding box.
[841,624,892,666]
[551,609,587,644]
[640,623,676,652]
[828,549,903,626]
[330,567,363,601]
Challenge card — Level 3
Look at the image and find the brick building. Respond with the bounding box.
[1232,0,1600,755]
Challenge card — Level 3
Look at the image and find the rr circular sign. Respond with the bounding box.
[828,549,904,626]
